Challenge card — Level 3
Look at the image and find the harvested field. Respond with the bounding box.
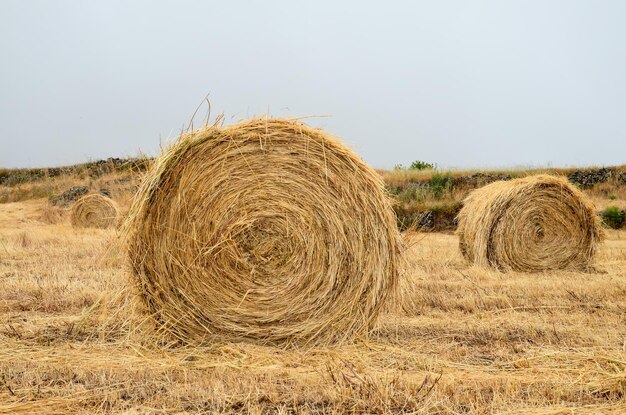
[3,2,626,412]
[0,198,624,414]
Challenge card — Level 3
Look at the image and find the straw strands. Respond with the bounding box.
[124,118,402,345]
[70,194,118,229]
[457,174,603,272]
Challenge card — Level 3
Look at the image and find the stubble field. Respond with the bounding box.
[0,198,624,414]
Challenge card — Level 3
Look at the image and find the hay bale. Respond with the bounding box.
[70,194,118,229]
[124,118,402,345]
[457,174,603,272]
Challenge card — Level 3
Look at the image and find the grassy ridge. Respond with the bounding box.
[2,159,626,229]
[382,165,626,230]
[0,158,150,187]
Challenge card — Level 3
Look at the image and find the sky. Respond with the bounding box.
[1,1,625,169]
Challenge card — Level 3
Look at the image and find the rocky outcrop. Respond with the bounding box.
[453,173,513,187]
[50,186,89,207]
[567,168,615,188]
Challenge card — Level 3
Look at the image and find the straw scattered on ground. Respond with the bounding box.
[1,200,624,414]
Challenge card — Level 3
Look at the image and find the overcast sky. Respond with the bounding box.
[1,1,625,169]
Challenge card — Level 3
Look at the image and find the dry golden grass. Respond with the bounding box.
[0,198,624,414]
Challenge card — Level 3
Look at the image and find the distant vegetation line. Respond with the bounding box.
[0,157,152,187]
[1,158,625,230]
[2,157,625,188]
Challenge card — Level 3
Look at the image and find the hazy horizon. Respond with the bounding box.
[2,0,625,170]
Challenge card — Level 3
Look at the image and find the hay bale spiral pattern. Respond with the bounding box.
[457,175,603,272]
[125,118,402,345]
[70,194,118,229]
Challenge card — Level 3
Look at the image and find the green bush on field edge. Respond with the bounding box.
[600,206,626,229]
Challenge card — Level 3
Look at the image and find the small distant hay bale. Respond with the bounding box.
[70,194,118,229]
[457,174,604,272]
[124,118,402,345]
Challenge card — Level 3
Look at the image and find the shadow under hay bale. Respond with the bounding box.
[123,117,402,346]
[457,174,604,272]
[71,194,119,229]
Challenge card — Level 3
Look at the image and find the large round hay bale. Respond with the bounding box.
[125,118,402,345]
[70,194,118,229]
[457,174,603,272]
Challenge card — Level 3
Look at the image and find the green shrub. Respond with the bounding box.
[600,206,626,229]
[431,172,453,199]
[409,160,435,170]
